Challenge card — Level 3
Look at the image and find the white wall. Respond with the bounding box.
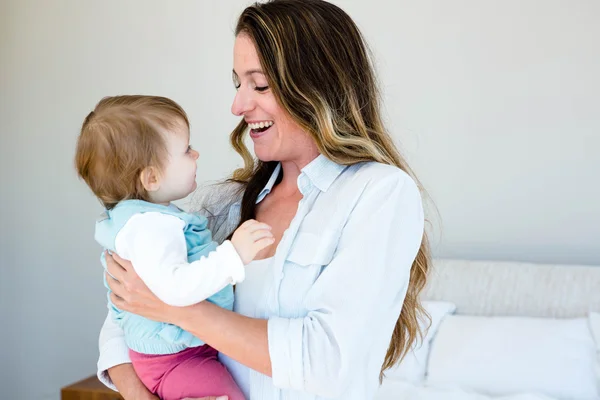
[1,0,598,398]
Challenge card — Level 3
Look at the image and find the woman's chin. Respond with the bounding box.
[253,147,276,162]
[255,154,278,163]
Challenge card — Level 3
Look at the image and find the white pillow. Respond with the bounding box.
[383,300,456,383]
[590,312,600,346]
[590,312,600,380]
[426,315,598,400]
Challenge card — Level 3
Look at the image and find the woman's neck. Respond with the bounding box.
[277,152,319,194]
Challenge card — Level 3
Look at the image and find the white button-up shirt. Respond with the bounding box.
[98,155,425,399]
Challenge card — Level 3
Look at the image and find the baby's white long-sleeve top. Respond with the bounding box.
[114,211,245,307]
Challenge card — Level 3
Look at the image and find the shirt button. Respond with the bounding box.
[279,271,285,279]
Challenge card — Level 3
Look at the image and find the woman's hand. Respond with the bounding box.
[105,251,176,324]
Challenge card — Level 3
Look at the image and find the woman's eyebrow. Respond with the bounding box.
[232,69,265,77]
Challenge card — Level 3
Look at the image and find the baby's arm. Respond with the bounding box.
[114,212,244,307]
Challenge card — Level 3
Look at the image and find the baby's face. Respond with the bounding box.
[153,119,199,203]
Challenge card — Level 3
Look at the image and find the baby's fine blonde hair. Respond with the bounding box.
[75,95,189,209]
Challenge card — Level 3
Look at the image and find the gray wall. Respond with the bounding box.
[1,0,598,398]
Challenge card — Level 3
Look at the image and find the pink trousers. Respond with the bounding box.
[130,345,245,400]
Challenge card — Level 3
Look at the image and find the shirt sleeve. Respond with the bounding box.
[97,311,129,391]
[114,212,245,307]
[267,170,425,397]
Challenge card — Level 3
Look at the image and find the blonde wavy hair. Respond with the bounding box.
[230,0,431,381]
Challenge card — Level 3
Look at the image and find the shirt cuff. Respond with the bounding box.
[268,316,304,391]
[217,240,245,284]
[97,337,131,391]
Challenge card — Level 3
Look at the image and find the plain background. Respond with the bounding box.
[1,0,598,398]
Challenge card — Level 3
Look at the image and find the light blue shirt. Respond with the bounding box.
[98,155,425,400]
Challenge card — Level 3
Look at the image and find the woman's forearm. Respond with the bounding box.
[108,363,158,400]
[175,301,272,376]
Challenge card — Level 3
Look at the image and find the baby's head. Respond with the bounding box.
[75,95,199,209]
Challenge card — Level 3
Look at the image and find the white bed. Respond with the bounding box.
[375,258,600,400]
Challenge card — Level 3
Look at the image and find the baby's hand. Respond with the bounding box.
[231,219,274,264]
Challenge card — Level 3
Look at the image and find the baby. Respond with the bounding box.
[75,95,273,400]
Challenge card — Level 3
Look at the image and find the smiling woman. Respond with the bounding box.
[97,1,431,399]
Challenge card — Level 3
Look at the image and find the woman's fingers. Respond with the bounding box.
[105,271,122,294]
[105,251,140,292]
[111,251,130,271]
[105,270,131,307]
[105,251,126,282]
[109,291,129,312]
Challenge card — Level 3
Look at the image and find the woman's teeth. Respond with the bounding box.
[248,121,274,132]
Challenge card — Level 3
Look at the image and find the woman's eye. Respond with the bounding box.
[255,86,269,92]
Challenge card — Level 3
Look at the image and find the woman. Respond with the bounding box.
[99,1,431,399]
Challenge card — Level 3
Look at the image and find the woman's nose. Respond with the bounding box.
[231,87,254,116]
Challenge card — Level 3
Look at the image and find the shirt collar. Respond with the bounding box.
[256,155,346,204]
[301,154,346,193]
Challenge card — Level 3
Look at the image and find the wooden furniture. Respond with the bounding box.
[61,375,124,400]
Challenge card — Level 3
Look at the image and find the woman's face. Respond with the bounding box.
[231,34,318,165]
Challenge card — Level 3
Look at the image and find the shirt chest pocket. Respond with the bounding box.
[277,231,338,316]
[286,230,338,267]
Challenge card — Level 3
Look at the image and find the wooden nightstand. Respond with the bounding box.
[61,376,124,400]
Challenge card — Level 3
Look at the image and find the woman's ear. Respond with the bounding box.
[139,166,161,192]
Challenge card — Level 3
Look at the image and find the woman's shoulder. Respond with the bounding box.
[344,161,419,191]
[188,180,245,243]
[189,180,245,217]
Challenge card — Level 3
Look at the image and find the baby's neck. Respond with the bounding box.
[145,193,174,207]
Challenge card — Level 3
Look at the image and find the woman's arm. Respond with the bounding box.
[108,364,159,400]
[179,302,272,375]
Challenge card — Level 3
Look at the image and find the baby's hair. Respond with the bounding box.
[75,95,189,209]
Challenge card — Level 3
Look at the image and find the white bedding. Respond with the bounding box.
[375,381,557,400]
[374,259,600,400]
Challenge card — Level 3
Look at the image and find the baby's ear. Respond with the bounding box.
[139,166,161,192]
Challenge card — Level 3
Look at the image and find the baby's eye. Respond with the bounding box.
[186,145,193,153]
